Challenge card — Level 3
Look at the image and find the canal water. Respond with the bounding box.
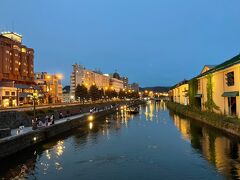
[1,101,240,180]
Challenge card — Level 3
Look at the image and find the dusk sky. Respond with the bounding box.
[1,0,240,87]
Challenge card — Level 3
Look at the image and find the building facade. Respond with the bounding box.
[109,78,124,92]
[169,80,189,105]
[128,83,139,92]
[35,72,63,103]
[121,76,128,89]
[0,32,34,84]
[70,64,126,99]
[196,55,240,117]
[0,81,17,107]
[0,32,36,107]
[70,64,116,99]
[171,54,240,118]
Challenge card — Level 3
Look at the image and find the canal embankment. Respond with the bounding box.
[166,101,240,137]
[0,101,134,129]
[0,100,144,160]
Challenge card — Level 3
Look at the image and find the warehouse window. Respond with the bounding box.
[226,71,234,86]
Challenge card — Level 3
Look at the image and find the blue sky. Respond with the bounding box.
[1,0,240,87]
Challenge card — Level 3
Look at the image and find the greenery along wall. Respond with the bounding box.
[188,78,198,108]
[204,74,219,112]
[188,74,218,112]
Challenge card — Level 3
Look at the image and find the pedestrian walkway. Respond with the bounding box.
[2,105,115,141]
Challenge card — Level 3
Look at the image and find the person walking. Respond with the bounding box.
[59,112,63,119]
[51,114,55,125]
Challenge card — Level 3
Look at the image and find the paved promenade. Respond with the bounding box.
[2,106,110,141]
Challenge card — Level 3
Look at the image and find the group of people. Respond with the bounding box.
[89,104,116,113]
[16,123,25,135]
[34,114,55,128]
[16,104,119,135]
[90,107,98,113]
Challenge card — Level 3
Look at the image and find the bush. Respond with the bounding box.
[167,101,240,126]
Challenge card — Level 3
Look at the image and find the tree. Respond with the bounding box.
[126,91,139,99]
[118,89,126,99]
[89,85,100,101]
[75,84,88,102]
[48,95,53,104]
[111,90,118,98]
[132,91,140,99]
[105,89,112,100]
[99,88,104,99]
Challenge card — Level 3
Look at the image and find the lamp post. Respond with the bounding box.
[104,87,108,101]
[33,91,38,113]
[46,75,51,104]
[27,88,39,130]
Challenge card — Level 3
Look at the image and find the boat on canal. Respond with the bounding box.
[126,107,139,114]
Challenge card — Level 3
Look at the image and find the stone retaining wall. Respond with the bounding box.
[0,112,31,129]
[166,101,240,137]
[0,128,11,138]
[0,101,125,129]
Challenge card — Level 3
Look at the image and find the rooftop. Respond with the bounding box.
[197,54,240,78]
[0,31,22,43]
[170,79,188,90]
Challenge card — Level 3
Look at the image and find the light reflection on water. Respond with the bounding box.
[1,101,240,179]
[171,112,240,179]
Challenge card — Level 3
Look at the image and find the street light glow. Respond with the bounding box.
[88,115,94,121]
[56,73,63,79]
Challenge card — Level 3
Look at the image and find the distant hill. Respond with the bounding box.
[140,86,170,93]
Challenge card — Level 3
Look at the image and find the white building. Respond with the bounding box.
[70,64,125,99]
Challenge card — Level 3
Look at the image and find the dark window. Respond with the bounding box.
[5,91,10,96]
[11,92,15,96]
[226,72,234,86]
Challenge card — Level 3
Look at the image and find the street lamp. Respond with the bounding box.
[28,89,39,130]
[56,73,63,80]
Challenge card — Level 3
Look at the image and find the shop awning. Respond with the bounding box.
[19,92,32,98]
[15,84,42,90]
[15,84,30,89]
[194,94,202,98]
[222,91,239,97]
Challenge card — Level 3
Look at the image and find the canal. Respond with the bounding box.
[1,101,240,179]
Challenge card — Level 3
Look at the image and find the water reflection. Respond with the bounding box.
[1,102,240,179]
[170,112,240,179]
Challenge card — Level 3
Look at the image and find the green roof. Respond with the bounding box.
[197,54,240,78]
[170,79,188,90]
